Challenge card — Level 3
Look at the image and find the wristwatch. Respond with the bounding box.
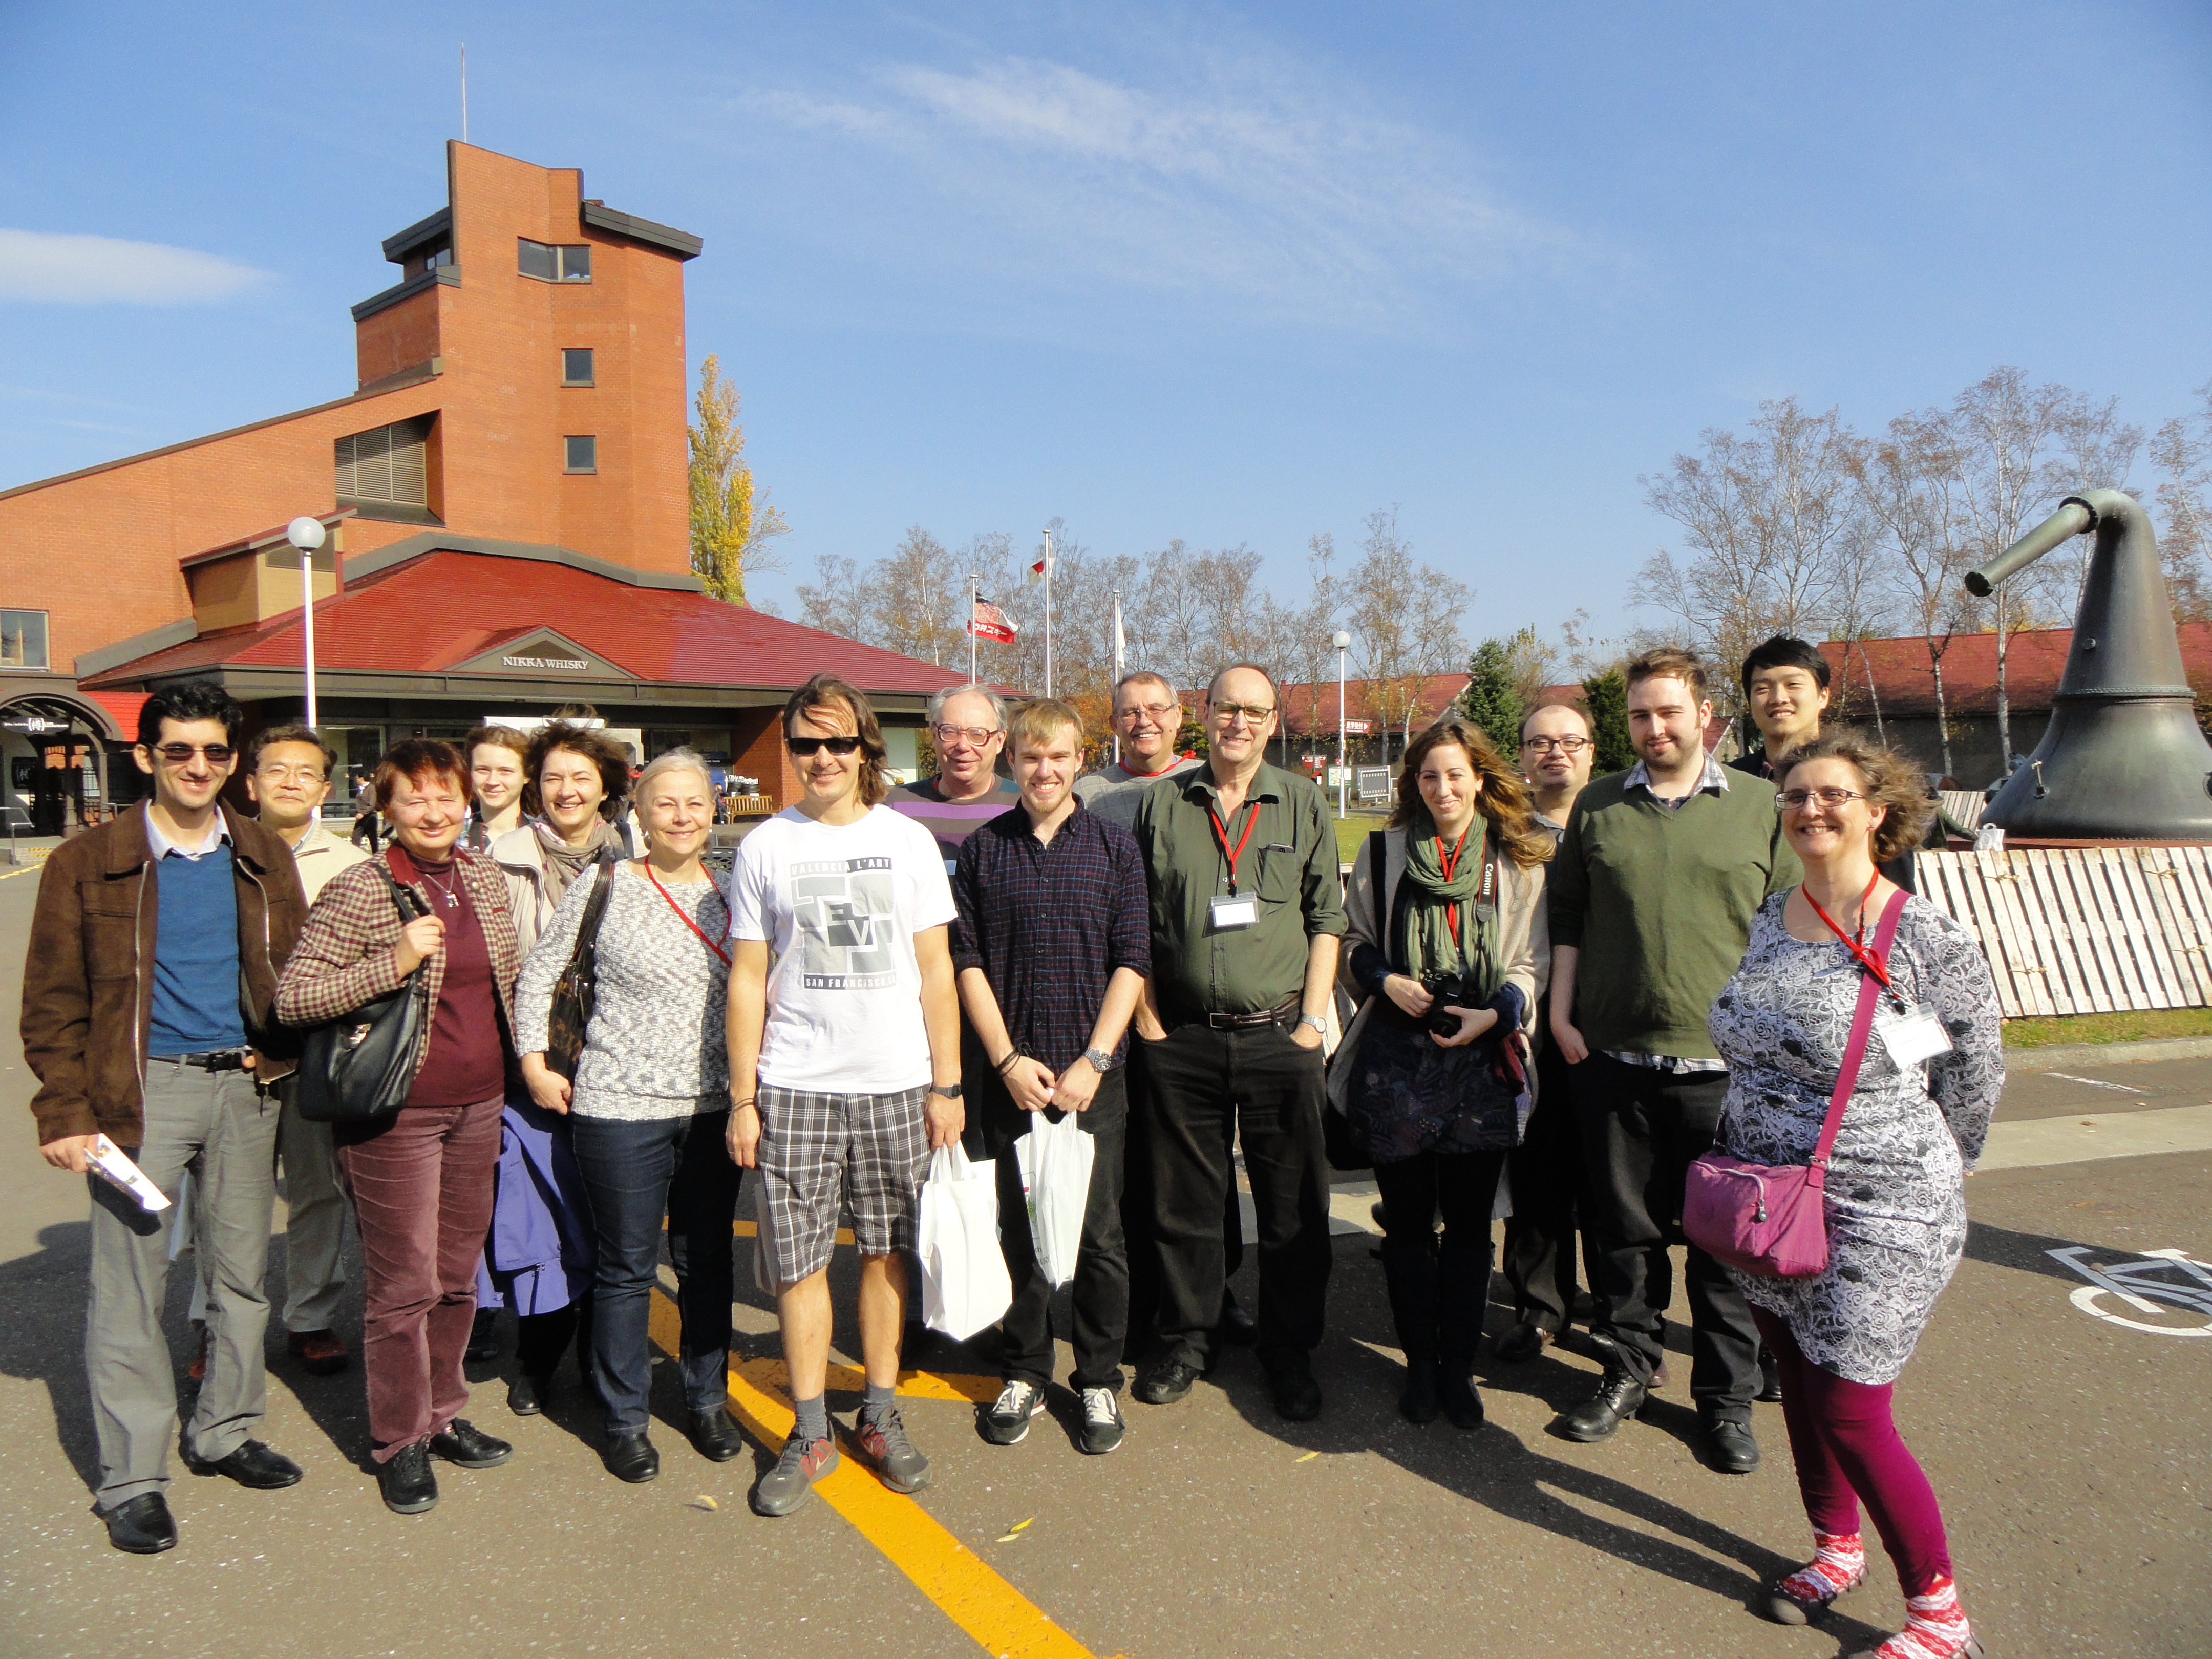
[1297,1012,1328,1035]
[1083,1047,1115,1073]
[931,1081,964,1100]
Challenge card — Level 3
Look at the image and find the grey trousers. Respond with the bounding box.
[87,1061,280,1512]
[184,1077,349,1332]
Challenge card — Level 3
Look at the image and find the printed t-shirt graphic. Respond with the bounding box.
[794,854,898,988]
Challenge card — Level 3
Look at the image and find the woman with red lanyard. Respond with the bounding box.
[1332,719,1552,1428]
[1707,734,2003,1659]
[514,750,742,1485]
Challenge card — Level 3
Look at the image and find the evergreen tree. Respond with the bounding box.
[1581,669,1634,773]
[1457,638,1525,755]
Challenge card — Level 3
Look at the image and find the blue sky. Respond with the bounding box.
[4,1,2208,645]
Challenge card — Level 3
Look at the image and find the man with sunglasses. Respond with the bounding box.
[21,680,311,1554]
[886,684,1022,874]
[1129,664,1345,1421]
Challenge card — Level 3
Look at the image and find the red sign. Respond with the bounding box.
[1342,719,1371,734]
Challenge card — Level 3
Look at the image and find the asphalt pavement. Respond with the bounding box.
[0,859,2204,1659]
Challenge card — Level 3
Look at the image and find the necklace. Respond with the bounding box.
[417,863,462,910]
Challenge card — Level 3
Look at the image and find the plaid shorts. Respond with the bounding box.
[753,1083,930,1284]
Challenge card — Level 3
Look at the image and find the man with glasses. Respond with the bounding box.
[1495,701,1599,1365]
[887,684,1022,874]
[1129,664,1345,1421]
[1546,649,1799,1475]
[1073,671,1199,830]
[20,680,311,1554]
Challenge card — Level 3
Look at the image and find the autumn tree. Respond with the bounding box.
[1342,506,1472,761]
[688,354,788,604]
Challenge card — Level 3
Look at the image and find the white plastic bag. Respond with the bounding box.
[1014,1110,1097,1289]
[918,1144,1013,1340]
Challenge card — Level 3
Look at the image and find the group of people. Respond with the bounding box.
[21,632,2002,1659]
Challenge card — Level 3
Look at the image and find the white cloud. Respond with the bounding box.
[0,228,269,304]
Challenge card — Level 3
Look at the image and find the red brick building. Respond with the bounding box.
[0,141,963,832]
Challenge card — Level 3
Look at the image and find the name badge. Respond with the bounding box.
[1877,1002,1953,1070]
[1209,894,1259,931]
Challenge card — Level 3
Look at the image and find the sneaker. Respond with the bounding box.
[751,1434,838,1517]
[856,1407,930,1494]
[1079,1388,1125,1455]
[980,1380,1047,1446]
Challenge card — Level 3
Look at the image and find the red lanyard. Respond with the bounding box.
[1435,826,1471,935]
[645,861,731,966]
[1209,801,1258,895]
[1804,871,1890,990]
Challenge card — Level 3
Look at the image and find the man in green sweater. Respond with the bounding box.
[1547,648,1800,1474]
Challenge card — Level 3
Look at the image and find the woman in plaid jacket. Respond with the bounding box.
[274,739,523,1517]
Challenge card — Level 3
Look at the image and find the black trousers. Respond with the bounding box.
[988,1068,1131,1393]
[1122,1041,1242,1354]
[1569,1050,1758,1420]
[1373,1150,1506,1366]
[1501,1028,1596,1334]
[1141,1022,1330,1370]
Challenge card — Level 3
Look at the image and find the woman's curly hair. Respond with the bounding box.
[1778,730,1933,864]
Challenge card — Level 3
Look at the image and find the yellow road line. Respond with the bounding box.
[650,1291,1102,1659]
[0,862,45,881]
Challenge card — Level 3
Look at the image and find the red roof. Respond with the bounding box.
[1270,673,1472,737]
[86,549,971,696]
[1823,623,2212,720]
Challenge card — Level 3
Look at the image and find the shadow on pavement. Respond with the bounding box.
[1964,1218,2145,1281]
[0,1220,101,1491]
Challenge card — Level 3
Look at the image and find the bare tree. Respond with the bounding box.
[795,553,869,642]
[1342,506,1472,761]
[2151,381,2212,622]
[867,526,968,668]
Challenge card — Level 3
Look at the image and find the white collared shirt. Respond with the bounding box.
[1623,748,1730,812]
[144,808,230,862]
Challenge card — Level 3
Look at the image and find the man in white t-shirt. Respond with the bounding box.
[726,673,965,1517]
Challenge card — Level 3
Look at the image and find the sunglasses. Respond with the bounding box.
[786,735,863,757]
[147,743,236,765]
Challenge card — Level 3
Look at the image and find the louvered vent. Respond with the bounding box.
[335,416,433,506]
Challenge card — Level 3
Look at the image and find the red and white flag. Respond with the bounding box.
[967,597,1018,643]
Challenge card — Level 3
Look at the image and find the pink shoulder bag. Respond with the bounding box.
[1683,887,1907,1279]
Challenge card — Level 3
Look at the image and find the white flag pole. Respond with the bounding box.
[968,570,978,684]
[1042,528,1055,698]
[1111,587,1123,765]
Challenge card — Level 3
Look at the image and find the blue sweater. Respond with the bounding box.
[148,847,246,1055]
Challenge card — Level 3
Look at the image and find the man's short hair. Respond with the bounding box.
[248,722,337,776]
[783,673,891,808]
[1624,647,1709,701]
[371,739,467,805]
[1112,671,1178,708]
[1519,700,1593,741]
[522,721,632,816]
[465,724,532,764]
[1205,662,1279,707]
[928,683,1007,732]
[138,680,243,749]
[1739,634,1831,696]
[1007,697,1083,756]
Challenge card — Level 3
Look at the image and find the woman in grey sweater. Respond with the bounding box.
[515,750,739,1484]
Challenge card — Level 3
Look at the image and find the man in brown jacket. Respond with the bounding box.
[20,680,309,1555]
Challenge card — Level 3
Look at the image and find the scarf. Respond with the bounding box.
[533,815,619,906]
[1394,807,1503,1005]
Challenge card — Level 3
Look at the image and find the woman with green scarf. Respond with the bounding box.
[1333,719,1551,1428]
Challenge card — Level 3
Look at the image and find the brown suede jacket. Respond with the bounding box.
[19,802,308,1147]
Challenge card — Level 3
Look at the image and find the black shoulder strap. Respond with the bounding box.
[572,850,620,955]
[376,853,427,922]
[1368,830,1390,946]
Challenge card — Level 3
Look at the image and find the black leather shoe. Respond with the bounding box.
[377,1442,438,1514]
[1397,1356,1440,1423]
[1758,1347,1784,1403]
[1134,1358,1200,1406]
[1215,1293,1259,1346]
[1440,1367,1485,1431]
[687,1408,746,1463]
[429,1418,513,1469]
[1558,1367,1647,1441]
[1266,1358,1323,1423]
[1704,1416,1761,1474]
[183,1438,303,1490]
[103,1492,177,1554]
[1494,1322,1553,1364]
[602,1429,661,1483]
[506,1372,545,1416]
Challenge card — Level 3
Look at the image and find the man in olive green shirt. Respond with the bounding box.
[1130,664,1345,1421]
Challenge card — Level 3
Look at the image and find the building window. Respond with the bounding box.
[335,415,432,509]
[518,239,591,282]
[564,435,598,474]
[561,347,594,387]
[1,609,50,670]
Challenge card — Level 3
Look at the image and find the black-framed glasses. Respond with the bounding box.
[787,735,862,757]
[146,742,235,765]
[1522,736,1591,754]
[1210,702,1274,726]
[1776,787,1870,811]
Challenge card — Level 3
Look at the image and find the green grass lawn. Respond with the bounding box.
[2001,1007,2212,1047]
[1332,813,1390,867]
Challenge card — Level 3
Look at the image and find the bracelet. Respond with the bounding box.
[731,1098,758,1114]
[994,1050,1022,1076]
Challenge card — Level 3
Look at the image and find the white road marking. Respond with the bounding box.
[2046,1072,2150,1095]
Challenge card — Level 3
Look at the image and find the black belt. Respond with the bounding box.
[1202,997,1301,1032]
[154,1050,249,1072]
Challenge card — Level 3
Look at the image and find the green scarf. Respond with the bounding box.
[1394,809,1503,1004]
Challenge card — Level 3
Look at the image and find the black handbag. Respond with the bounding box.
[294,867,433,1124]
[1321,830,1390,1173]
[545,850,619,1081]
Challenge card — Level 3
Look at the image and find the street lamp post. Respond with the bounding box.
[286,517,325,730]
[1333,629,1351,820]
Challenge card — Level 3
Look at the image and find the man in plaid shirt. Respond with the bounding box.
[951,698,1151,1456]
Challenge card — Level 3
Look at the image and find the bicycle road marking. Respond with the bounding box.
[2046,1246,2212,1336]
[649,1290,1105,1659]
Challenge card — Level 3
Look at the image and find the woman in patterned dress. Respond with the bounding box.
[1707,734,2002,1659]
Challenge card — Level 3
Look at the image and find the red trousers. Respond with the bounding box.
[334,1096,502,1462]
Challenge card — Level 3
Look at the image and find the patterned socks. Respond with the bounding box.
[1867,1576,1975,1659]
[1776,1532,1867,1611]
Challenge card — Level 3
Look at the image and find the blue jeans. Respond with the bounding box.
[569,1111,738,1433]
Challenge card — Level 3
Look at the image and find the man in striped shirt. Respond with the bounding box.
[885,685,1021,874]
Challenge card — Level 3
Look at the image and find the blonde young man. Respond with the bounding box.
[726,674,964,1517]
[951,699,1151,1455]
